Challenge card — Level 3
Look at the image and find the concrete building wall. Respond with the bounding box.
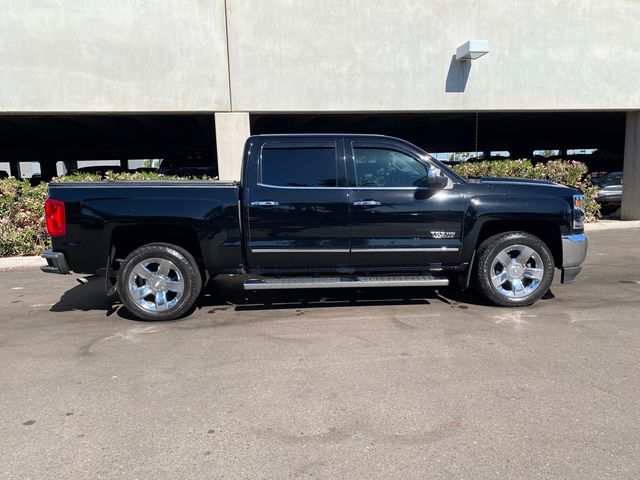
[1,1,639,114]
[228,0,640,112]
[0,0,230,112]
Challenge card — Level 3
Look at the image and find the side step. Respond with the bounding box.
[244,275,449,290]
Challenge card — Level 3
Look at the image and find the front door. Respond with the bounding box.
[346,140,464,270]
[245,139,350,272]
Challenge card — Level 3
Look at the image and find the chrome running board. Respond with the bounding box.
[244,275,449,290]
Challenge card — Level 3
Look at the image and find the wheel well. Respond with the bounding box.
[475,220,562,268]
[110,225,203,265]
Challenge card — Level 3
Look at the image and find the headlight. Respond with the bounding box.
[573,194,585,230]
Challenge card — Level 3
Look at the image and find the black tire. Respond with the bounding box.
[117,243,202,321]
[599,204,620,217]
[474,231,554,307]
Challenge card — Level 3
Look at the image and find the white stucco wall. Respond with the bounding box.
[227,0,640,112]
[0,0,230,112]
[1,0,639,113]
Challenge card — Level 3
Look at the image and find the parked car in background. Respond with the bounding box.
[158,156,217,178]
[594,171,623,215]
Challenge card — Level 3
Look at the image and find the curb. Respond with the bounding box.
[0,255,46,271]
[584,220,640,232]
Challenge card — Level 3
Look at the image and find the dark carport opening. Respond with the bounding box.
[0,114,217,181]
[250,111,625,172]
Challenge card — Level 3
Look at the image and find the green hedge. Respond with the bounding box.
[0,162,598,257]
[52,170,211,183]
[0,171,190,256]
[0,178,50,257]
[452,159,599,221]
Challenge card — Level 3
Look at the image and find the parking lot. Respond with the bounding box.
[1,228,639,479]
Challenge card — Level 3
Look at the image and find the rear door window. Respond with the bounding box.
[260,144,337,187]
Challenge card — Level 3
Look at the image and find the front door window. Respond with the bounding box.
[354,148,429,188]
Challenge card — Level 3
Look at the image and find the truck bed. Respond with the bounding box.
[47,180,243,275]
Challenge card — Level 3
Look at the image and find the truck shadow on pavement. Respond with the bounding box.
[50,274,525,322]
[50,276,119,316]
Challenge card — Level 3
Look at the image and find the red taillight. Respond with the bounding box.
[44,198,66,237]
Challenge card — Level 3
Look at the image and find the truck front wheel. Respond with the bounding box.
[117,243,202,321]
[475,231,554,307]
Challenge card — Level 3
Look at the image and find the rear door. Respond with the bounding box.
[245,139,350,271]
[346,139,464,269]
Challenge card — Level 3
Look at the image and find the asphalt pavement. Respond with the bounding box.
[1,228,639,479]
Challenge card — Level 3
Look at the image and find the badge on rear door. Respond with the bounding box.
[430,231,456,239]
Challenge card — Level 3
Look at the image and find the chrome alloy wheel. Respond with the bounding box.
[128,258,185,312]
[490,245,544,299]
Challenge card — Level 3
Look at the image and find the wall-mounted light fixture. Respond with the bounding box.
[455,40,490,61]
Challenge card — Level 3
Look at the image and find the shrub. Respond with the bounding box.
[452,159,600,222]
[1,170,202,256]
[52,170,212,183]
[0,178,50,256]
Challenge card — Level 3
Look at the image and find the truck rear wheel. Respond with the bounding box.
[117,243,202,321]
[475,231,554,307]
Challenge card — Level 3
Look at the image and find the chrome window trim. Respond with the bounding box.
[256,182,345,190]
[52,183,237,189]
[256,183,440,191]
[351,186,446,191]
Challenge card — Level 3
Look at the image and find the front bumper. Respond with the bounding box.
[560,233,588,284]
[41,249,71,274]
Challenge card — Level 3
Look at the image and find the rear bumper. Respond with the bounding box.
[41,249,71,274]
[596,192,622,204]
[560,233,588,284]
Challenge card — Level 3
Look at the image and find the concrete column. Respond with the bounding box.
[621,112,640,220]
[40,161,58,181]
[63,160,78,174]
[9,161,20,178]
[215,112,250,181]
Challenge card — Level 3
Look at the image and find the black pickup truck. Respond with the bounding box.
[42,134,588,321]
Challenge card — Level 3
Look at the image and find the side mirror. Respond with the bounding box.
[414,173,448,199]
[414,172,448,190]
[428,174,448,190]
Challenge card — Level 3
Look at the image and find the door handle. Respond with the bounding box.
[251,200,279,207]
[353,200,382,206]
